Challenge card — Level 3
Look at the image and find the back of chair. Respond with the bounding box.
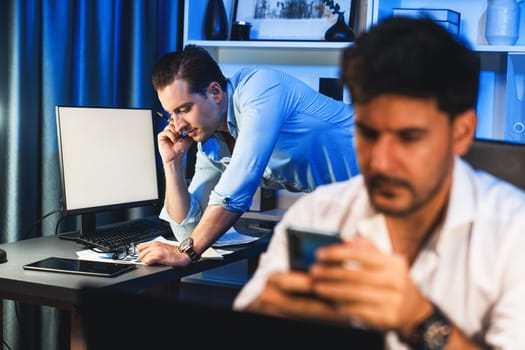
[461,138,525,190]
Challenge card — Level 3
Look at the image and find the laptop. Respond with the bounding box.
[78,287,385,349]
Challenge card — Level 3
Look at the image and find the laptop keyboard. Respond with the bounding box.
[76,216,174,252]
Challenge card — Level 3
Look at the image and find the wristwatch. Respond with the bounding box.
[178,237,201,262]
[407,303,451,350]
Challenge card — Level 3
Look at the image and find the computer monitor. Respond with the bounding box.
[55,106,160,239]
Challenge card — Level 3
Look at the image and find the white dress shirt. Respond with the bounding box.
[233,157,525,349]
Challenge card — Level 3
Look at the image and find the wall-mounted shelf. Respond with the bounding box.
[185,0,525,142]
[474,45,525,53]
[185,39,352,50]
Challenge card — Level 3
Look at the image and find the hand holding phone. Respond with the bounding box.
[287,226,341,271]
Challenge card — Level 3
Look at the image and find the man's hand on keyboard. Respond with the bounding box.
[136,241,192,267]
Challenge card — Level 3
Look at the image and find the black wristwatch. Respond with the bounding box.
[178,237,201,262]
[407,303,451,350]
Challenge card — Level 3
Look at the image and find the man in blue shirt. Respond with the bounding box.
[137,45,358,267]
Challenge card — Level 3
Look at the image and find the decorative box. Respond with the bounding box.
[392,8,461,36]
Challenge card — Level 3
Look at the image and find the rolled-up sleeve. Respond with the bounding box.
[158,197,201,241]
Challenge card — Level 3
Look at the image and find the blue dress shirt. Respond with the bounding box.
[160,66,359,240]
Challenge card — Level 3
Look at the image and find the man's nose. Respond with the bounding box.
[369,138,395,171]
[170,114,187,132]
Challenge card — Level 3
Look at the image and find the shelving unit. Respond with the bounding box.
[368,0,525,142]
[184,0,525,142]
[183,0,361,96]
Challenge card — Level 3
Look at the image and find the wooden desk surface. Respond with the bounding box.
[0,230,270,310]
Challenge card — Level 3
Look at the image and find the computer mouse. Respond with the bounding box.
[0,248,6,263]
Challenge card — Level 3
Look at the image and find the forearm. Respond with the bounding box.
[163,159,191,223]
[311,240,485,349]
[444,326,483,350]
[191,205,242,255]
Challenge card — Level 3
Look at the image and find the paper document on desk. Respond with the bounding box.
[76,236,224,265]
[212,227,260,247]
[76,249,145,264]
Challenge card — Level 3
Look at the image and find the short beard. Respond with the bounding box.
[366,173,446,217]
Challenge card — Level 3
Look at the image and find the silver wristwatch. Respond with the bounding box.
[178,237,201,262]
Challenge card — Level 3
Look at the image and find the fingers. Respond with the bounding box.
[159,124,190,144]
[254,273,347,324]
[308,235,409,297]
[267,271,313,294]
[136,241,177,265]
[315,235,395,270]
[304,237,417,331]
[173,131,191,143]
[135,241,157,264]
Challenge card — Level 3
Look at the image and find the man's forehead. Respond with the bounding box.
[354,96,443,124]
[159,79,201,110]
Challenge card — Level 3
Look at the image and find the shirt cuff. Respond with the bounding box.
[208,189,248,213]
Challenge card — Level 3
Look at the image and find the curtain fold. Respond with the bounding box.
[0,0,183,348]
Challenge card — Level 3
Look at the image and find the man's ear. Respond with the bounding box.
[207,82,222,102]
[452,108,477,156]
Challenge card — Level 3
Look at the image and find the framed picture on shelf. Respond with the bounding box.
[232,0,354,41]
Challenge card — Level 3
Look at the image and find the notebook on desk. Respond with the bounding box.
[79,287,385,349]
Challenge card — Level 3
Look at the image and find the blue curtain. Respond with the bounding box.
[0,0,182,348]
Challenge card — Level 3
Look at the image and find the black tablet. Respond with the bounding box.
[23,257,136,277]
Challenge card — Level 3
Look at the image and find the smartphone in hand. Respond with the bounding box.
[287,225,341,271]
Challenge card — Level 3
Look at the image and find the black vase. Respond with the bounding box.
[203,0,228,40]
[324,13,354,42]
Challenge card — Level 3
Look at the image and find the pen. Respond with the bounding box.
[248,224,273,233]
[156,111,170,122]
[157,112,188,138]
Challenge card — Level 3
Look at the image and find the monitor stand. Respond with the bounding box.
[58,231,80,241]
[57,213,96,241]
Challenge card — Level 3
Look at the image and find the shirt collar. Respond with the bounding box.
[432,157,477,254]
[226,79,238,138]
[443,157,477,230]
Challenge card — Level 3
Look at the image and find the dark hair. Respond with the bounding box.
[151,44,227,95]
[341,16,480,119]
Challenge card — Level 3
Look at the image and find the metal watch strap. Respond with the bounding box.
[406,303,451,350]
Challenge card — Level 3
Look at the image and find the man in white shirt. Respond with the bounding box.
[233,16,525,350]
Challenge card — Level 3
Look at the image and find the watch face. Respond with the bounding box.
[179,238,192,252]
[178,238,200,261]
[417,304,451,350]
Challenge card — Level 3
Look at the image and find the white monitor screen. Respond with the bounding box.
[55,106,159,213]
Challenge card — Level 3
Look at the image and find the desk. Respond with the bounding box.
[242,208,285,222]
[0,230,270,349]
